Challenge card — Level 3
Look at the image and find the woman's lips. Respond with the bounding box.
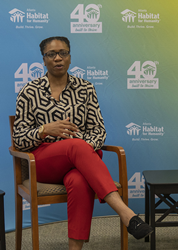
[54,65,63,69]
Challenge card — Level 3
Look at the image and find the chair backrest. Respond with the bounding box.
[9,116,15,147]
[9,115,29,181]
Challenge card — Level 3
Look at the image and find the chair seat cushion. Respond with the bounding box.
[23,179,121,197]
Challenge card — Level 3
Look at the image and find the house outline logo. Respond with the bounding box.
[121,9,137,23]
[85,5,100,23]
[9,8,25,23]
[70,67,85,78]
[30,66,44,78]
[126,123,141,136]
[142,64,156,76]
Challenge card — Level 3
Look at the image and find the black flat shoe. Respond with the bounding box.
[127,215,154,240]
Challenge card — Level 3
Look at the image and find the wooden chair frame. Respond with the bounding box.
[9,115,128,250]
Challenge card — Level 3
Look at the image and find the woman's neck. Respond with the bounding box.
[48,73,68,89]
[47,73,68,101]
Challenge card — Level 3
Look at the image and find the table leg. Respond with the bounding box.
[145,182,149,242]
[150,186,155,250]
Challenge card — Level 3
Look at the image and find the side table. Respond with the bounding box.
[0,190,6,250]
[143,170,178,250]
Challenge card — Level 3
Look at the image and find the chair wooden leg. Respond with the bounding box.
[120,220,128,250]
[31,202,39,250]
[15,194,22,250]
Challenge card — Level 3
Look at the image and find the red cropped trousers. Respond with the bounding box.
[32,138,117,240]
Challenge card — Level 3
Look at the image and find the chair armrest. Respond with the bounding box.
[9,146,35,162]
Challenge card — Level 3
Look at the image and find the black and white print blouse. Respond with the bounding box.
[13,73,106,152]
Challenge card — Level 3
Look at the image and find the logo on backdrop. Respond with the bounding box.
[121,9,137,23]
[128,172,145,198]
[70,67,86,78]
[9,8,25,22]
[121,9,160,29]
[23,199,50,210]
[126,122,164,141]
[126,123,141,136]
[127,61,159,89]
[9,8,49,29]
[70,66,109,85]
[70,4,102,33]
[14,63,44,93]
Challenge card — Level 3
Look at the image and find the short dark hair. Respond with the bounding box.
[39,36,70,55]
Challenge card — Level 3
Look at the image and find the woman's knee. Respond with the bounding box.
[63,169,94,195]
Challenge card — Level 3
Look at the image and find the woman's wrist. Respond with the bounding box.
[39,125,47,139]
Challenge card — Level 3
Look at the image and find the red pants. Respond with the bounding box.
[32,139,117,240]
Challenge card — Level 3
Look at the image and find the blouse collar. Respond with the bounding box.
[39,72,81,94]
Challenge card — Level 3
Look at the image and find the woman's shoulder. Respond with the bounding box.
[17,75,48,97]
[69,74,94,89]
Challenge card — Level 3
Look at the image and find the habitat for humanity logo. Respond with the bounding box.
[121,9,137,22]
[9,8,49,29]
[70,67,85,78]
[126,122,164,141]
[128,172,145,198]
[121,9,160,29]
[70,4,102,33]
[14,62,45,93]
[126,123,141,136]
[9,9,25,22]
[70,66,109,85]
[127,61,159,89]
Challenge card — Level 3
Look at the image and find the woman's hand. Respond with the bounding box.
[43,117,79,139]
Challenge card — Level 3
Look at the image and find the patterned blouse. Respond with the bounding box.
[13,73,106,152]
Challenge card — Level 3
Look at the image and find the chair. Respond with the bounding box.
[9,115,128,250]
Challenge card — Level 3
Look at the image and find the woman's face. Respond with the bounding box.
[43,39,71,78]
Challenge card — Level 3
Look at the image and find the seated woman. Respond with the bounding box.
[13,36,153,250]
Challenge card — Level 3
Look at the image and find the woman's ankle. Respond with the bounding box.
[69,238,84,250]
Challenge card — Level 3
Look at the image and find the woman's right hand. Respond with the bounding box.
[43,117,79,139]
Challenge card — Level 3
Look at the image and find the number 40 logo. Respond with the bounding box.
[128,172,145,198]
[70,4,101,23]
[14,62,44,93]
[127,61,159,89]
[128,172,145,189]
[127,61,158,79]
[70,4,102,33]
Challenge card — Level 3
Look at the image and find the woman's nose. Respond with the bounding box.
[54,53,62,60]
